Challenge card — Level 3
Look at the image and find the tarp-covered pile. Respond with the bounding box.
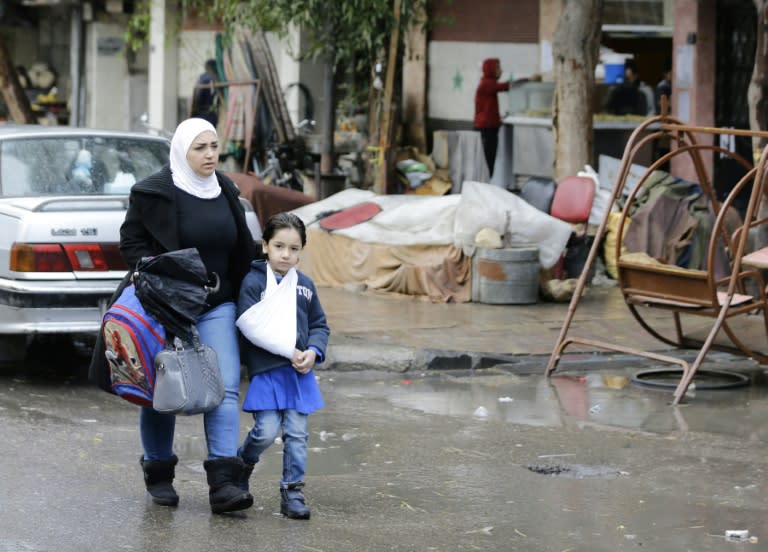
[291,182,572,303]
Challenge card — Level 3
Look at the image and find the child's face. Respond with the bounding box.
[263,227,303,275]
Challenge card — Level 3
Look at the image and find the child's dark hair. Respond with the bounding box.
[262,212,307,247]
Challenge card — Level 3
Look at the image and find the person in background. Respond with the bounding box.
[236,212,330,520]
[604,59,653,116]
[89,118,257,514]
[474,58,541,177]
[69,149,93,190]
[655,58,673,114]
[191,59,221,127]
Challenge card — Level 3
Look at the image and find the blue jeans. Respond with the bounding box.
[140,302,242,461]
[239,409,308,487]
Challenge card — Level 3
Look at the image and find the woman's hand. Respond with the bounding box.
[292,349,317,374]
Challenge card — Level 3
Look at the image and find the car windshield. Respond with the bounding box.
[0,135,169,197]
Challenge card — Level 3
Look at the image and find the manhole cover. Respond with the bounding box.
[632,368,750,390]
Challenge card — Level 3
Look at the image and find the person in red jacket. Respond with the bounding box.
[474,58,507,176]
[474,59,539,176]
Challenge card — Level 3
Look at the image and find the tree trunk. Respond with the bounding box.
[551,1,604,181]
[748,1,768,154]
[374,0,402,195]
[402,3,427,152]
[0,40,35,124]
[320,55,336,175]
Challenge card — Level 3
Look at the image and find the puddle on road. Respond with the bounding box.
[115,360,768,482]
[3,346,768,479]
[277,363,768,477]
[319,364,768,441]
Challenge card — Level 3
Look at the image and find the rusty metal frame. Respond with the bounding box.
[545,114,768,405]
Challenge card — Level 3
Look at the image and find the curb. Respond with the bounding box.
[322,342,763,375]
[324,342,521,373]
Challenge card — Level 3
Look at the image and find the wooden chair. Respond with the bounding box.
[545,114,768,405]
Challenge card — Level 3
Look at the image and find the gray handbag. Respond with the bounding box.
[152,328,224,415]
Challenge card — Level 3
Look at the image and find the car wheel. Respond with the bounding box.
[0,335,29,362]
[27,334,91,380]
[27,334,77,363]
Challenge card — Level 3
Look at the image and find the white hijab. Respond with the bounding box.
[170,118,221,199]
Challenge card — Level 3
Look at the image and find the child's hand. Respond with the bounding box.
[292,349,317,374]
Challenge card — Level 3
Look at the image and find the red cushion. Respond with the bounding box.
[319,202,382,230]
[550,176,595,223]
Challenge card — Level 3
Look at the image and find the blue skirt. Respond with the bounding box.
[242,364,324,415]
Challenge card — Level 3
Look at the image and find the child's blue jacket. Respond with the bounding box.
[237,259,330,379]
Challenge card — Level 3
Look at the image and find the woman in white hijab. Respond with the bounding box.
[90,118,257,514]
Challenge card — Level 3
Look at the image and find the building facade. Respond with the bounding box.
[0,0,755,185]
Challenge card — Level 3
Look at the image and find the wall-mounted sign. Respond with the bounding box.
[675,44,694,89]
[97,36,124,56]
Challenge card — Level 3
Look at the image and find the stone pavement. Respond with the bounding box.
[319,282,768,373]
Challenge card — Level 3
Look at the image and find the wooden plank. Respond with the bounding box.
[255,31,294,142]
[250,31,294,143]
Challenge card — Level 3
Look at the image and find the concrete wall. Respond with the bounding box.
[670,0,716,182]
[85,22,131,130]
[428,41,541,123]
[427,0,542,125]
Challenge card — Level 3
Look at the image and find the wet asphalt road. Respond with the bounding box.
[1,342,767,551]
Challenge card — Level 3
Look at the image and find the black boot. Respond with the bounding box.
[203,457,254,514]
[140,455,179,506]
[238,463,254,492]
[280,483,310,520]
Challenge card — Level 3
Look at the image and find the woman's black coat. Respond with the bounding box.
[88,166,257,393]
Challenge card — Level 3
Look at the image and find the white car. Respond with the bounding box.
[0,125,260,358]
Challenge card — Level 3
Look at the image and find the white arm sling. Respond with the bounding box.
[236,265,298,360]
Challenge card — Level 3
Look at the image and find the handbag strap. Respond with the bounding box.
[170,325,205,352]
[204,272,220,295]
[189,325,205,351]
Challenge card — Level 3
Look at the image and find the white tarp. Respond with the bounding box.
[291,181,572,269]
[291,189,460,245]
[454,181,572,269]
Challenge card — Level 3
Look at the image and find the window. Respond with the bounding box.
[604,0,671,27]
[0,136,168,197]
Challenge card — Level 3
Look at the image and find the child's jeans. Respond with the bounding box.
[239,409,308,487]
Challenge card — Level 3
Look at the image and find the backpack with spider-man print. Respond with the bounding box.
[101,284,165,407]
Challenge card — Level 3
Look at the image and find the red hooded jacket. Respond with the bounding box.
[474,58,509,129]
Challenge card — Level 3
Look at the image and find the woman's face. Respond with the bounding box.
[186,130,219,177]
[262,227,303,276]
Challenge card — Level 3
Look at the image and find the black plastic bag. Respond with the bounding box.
[564,234,596,281]
[132,248,218,341]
